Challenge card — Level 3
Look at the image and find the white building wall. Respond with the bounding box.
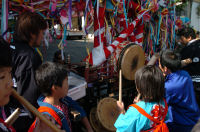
[191,1,200,31]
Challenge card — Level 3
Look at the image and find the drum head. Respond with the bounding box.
[89,107,109,132]
[118,44,145,80]
[117,43,135,71]
[97,97,120,131]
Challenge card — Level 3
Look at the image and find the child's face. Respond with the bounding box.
[56,77,69,98]
[0,67,13,106]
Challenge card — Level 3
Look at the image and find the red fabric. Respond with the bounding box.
[104,45,111,58]
[129,99,169,132]
[0,118,16,132]
[86,2,148,65]
[28,120,36,132]
[53,103,72,132]
[28,106,63,132]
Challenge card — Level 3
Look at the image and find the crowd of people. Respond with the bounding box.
[0,11,200,132]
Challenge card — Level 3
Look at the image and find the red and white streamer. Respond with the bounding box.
[87,3,149,66]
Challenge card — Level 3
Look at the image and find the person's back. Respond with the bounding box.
[165,70,199,124]
[115,65,168,132]
[115,101,167,132]
[159,49,200,132]
[11,42,42,106]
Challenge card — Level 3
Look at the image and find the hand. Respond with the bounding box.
[87,128,94,132]
[183,58,192,64]
[133,97,140,104]
[81,117,94,132]
[147,53,160,66]
[117,101,125,114]
[133,94,141,104]
[33,114,65,132]
[181,58,192,67]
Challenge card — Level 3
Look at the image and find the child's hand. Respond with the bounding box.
[117,101,125,114]
[133,94,141,104]
[133,97,140,104]
[33,114,65,132]
[87,128,94,132]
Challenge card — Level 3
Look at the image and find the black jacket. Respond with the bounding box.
[180,39,200,77]
[11,42,42,107]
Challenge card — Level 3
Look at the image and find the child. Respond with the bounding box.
[159,49,200,132]
[114,65,168,132]
[0,37,56,132]
[32,61,93,132]
[0,36,15,132]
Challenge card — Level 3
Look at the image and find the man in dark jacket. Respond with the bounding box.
[5,12,47,131]
[177,27,200,107]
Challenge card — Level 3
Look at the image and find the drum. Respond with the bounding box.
[117,43,145,80]
[90,97,120,132]
[90,107,109,132]
[112,41,129,71]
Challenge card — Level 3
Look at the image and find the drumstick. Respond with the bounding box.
[5,108,21,126]
[119,70,122,102]
[11,89,61,132]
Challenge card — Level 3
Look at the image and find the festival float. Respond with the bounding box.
[0,0,185,131]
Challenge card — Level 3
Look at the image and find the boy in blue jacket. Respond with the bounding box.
[159,49,200,132]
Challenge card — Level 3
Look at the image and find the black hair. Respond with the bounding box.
[135,65,165,102]
[160,49,181,72]
[177,27,196,39]
[0,36,12,68]
[36,62,68,96]
[53,50,66,63]
[13,12,47,43]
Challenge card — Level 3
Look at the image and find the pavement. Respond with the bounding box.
[40,38,94,64]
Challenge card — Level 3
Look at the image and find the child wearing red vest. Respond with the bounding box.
[115,65,168,132]
[30,62,93,132]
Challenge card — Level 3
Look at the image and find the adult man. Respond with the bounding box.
[159,49,200,132]
[178,27,200,106]
[5,12,47,131]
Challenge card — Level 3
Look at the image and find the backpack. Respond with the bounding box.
[129,99,169,132]
[28,106,70,132]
